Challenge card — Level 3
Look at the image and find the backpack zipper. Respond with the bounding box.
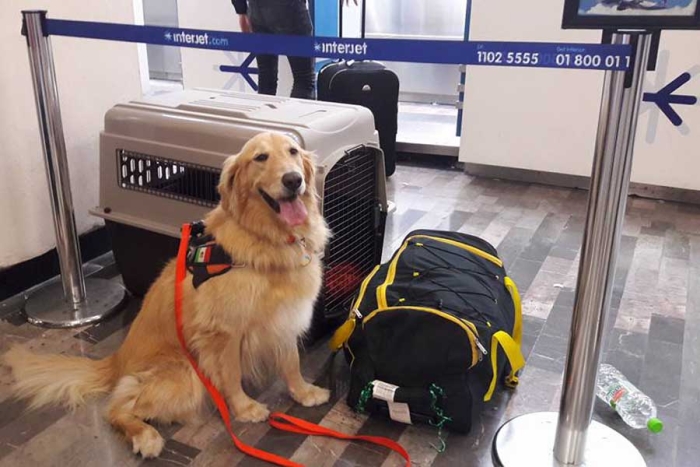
[376,240,410,308]
[475,338,488,356]
[350,264,381,318]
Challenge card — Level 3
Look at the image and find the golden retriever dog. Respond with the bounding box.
[2,132,331,458]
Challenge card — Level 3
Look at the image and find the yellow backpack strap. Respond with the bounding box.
[329,318,356,352]
[483,330,526,402]
[330,264,382,352]
[503,277,523,348]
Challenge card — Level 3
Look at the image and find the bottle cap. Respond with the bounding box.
[647,418,663,433]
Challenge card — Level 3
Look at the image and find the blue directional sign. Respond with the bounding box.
[219,53,258,91]
[643,72,698,126]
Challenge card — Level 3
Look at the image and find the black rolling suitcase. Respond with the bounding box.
[317,0,399,177]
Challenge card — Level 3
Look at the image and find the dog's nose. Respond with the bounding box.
[282,172,303,192]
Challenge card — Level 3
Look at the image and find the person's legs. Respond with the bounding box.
[247,17,279,96]
[254,52,280,96]
[287,55,315,100]
[252,0,315,99]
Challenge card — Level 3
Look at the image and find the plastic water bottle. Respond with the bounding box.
[596,363,663,433]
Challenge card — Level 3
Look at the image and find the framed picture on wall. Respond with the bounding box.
[562,0,700,29]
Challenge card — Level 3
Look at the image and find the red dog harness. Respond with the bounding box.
[175,222,411,466]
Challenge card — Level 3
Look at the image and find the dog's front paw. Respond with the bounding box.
[290,383,331,407]
[131,426,165,458]
[235,400,270,423]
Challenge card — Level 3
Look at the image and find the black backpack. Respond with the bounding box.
[330,230,525,434]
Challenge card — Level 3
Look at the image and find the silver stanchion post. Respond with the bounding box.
[21,10,126,328]
[492,31,652,466]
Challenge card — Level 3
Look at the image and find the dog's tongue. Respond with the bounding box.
[278,198,308,227]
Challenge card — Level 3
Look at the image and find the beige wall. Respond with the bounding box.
[0,1,142,266]
[459,0,700,190]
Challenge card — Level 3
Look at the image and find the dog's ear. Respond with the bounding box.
[301,150,316,188]
[218,155,240,211]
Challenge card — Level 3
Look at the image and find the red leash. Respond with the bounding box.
[175,223,411,466]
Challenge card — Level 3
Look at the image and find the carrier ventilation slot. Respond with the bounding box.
[322,146,382,319]
[117,149,220,207]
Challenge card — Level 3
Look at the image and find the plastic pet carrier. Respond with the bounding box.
[91,89,388,337]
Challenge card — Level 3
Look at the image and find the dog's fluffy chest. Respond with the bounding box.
[196,258,322,333]
[253,263,321,332]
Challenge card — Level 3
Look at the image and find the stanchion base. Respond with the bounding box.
[492,412,646,467]
[23,277,127,328]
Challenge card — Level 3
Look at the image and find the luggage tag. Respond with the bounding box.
[372,380,413,425]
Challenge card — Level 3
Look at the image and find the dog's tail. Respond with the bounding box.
[2,345,117,410]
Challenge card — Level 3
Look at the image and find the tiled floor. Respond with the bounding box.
[2,163,700,466]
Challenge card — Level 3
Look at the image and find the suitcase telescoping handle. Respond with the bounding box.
[361,0,366,38]
[338,0,366,39]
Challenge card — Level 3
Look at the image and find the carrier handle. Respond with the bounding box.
[338,0,367,39]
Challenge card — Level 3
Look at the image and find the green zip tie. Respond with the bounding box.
[357,381,451,453]
[355,381,374,413]
[429,383,452,453]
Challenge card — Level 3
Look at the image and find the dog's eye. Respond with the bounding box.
[254,153,269,162]
[289,147,298,156]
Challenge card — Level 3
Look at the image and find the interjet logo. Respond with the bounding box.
[163,30,229,47]
[314,41,368,57]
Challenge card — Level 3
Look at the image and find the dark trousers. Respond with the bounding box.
[248,0,316,100]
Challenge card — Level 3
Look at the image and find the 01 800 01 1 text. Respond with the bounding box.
[475,49,630,70]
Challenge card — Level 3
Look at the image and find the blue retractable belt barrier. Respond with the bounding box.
[46,19,631,71]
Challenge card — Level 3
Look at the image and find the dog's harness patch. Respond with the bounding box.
[185,221,241,289]
[184,221,314,289]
